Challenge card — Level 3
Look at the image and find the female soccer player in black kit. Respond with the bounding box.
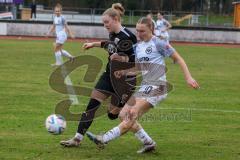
[60,3,153,147]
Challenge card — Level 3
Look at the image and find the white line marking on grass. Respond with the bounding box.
[160,108,240,114]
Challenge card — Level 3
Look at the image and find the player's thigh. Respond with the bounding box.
[129,97,152,120]
[90,89,111,102]
[118,95,137,121]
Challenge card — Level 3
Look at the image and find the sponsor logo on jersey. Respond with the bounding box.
[114,38,120,44]
[108,44,117,54]
[138,57,150,62]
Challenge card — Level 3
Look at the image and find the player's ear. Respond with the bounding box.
[112,16,118,22]
[147,27,152,34]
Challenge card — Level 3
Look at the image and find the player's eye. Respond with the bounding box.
[137,30,144,33]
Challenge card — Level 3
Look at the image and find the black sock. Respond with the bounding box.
[77,98,101,135]
[107,111,119,120]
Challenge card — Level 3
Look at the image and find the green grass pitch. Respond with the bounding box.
[0,39,239,160]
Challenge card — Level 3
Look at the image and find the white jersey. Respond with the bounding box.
[135,36,175,84]
[156,19,168,31]
[155,19,169,39]
[53,15,67,34]
[133,36,175,106]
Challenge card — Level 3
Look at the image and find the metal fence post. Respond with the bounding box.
[91,8,94,23]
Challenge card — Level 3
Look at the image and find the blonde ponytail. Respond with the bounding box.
[103,3,125,21]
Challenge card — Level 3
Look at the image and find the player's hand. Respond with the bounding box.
[114,70,125,79]
[186,77,200,89]
[110,53,122,61]
[159,35,164,39]
[82,43,94,50]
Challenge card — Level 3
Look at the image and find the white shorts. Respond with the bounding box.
[56,31,67,44]
[155,30,169,43]
[133,85,167,107]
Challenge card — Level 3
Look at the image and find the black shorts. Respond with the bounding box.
[95,72,136,108]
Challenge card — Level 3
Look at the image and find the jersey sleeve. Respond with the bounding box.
[163,43,175,57]
[154,37,175,57]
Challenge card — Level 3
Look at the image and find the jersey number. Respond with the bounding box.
[143,86,153,94]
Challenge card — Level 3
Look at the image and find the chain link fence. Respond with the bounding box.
[0,5,234,28]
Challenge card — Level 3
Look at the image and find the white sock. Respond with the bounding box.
[135,128,153,145]
[61,50,73,58]
[55,51,62,65]
[74,133,83,141]
[102,127,120,143]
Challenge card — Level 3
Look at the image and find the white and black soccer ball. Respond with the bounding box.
[45,114,66,135]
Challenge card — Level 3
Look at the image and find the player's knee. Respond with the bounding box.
[129,109,138,121]
[54,48,60,53]
[107,112,119,120]
[119,110,130,121]
[121,120,133,130]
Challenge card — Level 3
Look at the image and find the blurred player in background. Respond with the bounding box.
[86,17,199,153]
[46,3,74,66]
[155,12,172,43]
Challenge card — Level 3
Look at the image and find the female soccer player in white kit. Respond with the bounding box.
[47,3,74,66]
[86,17,200,153]
[155,13,172,43]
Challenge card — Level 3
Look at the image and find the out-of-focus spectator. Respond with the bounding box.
[31,0,36,19]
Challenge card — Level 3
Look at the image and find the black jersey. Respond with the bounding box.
[101,27,137,73]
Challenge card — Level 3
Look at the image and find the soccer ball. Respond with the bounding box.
[45,114,66,135]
